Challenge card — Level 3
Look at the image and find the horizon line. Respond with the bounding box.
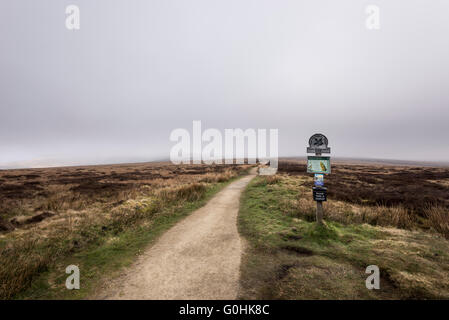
[1,156,448,170]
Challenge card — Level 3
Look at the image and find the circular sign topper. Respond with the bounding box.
[307,133,330,153]
[309,134,328,149]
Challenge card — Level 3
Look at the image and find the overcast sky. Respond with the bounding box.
[1,0,448,168]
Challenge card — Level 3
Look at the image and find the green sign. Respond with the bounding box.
[307,156,331,174]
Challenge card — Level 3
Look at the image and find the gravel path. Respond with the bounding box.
[97,170,256,300]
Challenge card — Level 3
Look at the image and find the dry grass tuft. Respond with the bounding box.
[200,170,237,183]
[155,183,208,204]
[358,205,415,229]
[424,206,449,239]
[285,197,416,230]
[253,175,282,187]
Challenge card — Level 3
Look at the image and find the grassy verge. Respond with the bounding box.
[238,175,449,299]
[8,172,248,300]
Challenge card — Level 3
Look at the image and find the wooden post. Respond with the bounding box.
[315,150,323,225]
[316,201,324,225]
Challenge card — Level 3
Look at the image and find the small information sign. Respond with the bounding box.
[314,174,324,187]
[313,187,327,202]
[307,156,331,174]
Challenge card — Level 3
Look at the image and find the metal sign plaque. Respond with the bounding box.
[307,156,331,174]
[307,133,330,154]
[313,187,327,201]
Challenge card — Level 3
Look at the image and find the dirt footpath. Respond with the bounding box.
[97,170,257,300]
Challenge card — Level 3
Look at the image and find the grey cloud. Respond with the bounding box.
[1,0,448,168]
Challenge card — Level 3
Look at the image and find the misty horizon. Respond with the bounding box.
[2,155,449,170]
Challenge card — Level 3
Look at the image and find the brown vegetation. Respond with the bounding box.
[0,162,249,299]
[278,160,449,238]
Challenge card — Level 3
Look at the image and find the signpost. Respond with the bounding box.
[306,133,331,225]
